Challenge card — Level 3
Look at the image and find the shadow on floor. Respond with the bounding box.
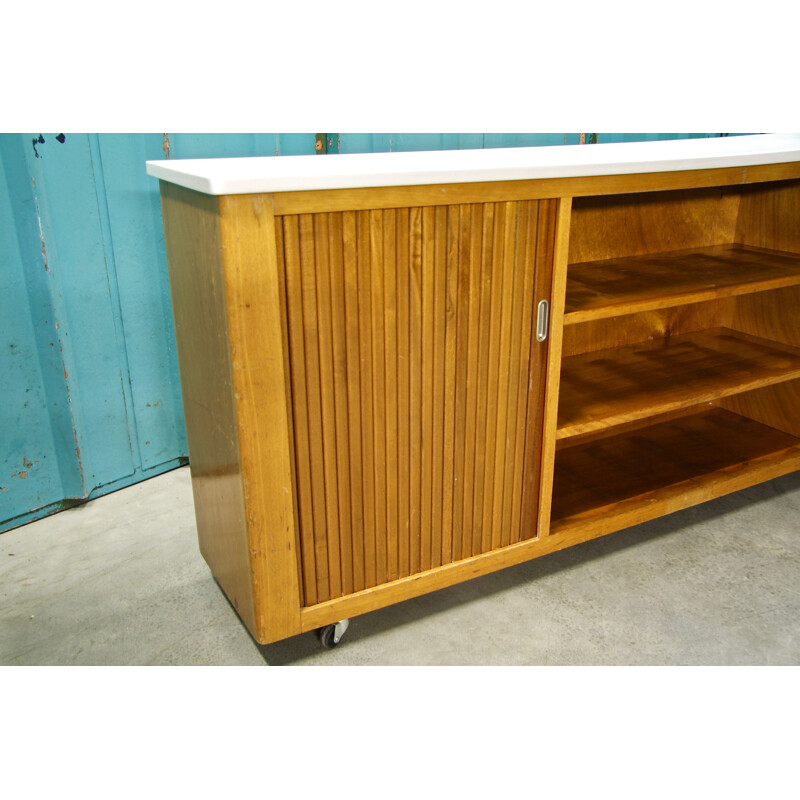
[226,471,800,665]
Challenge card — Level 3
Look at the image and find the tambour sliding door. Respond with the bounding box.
[277,199,558,606]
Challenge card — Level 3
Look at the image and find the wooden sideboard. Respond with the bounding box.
[148,135,800,646]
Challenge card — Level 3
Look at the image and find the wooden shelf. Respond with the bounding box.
[557,327,800,440]
[550,407,800,537]
[564,244,800,324]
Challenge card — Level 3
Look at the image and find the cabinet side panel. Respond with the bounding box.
[159,183,256,633]
[721,284,800,438]
[735,179,800,253]
[723,183,800,449]
[217,194,303,643]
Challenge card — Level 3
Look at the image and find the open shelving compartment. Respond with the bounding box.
[550,178,800,538]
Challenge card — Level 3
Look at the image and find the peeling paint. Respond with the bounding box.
[56,498,85,513]
[32,190,50,273]
[163,133,171,159]
[18,471,28,479]
[71,429,86,497]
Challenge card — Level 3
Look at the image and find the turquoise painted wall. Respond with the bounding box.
[0,132,743,532]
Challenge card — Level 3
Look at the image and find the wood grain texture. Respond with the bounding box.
[217,193,302,643]
[369,209,388,586]
[279,201,554,604]
[270,163,800,216]
[342,211,366,591]
[396,209,411,579]
[551,406,800,534]
[735,179,800,253]
[283,215,329,602]
[734,283,800,345]
[299,405,800,633]
[356,210,377,589]
[568,187,741,264]
[276,219,317,605]
[528,199,569,539]
[555,403,716,452]
[456,205,484,560]
[557,327,800,439]
[159,183,256,633]
[159,163,800,646]
[327,212,354,595]
[721,382,800,441]
[720,285,800,437]
[383,209,400,581]
[561,299,734,358]
[564,244,800,324]
[309,213,343,598]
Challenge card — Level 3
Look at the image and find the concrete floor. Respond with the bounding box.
[1,465,799,665]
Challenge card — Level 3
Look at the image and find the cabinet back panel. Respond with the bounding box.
[561,298,735,358]
[569,187,741,264]
[278,201,556,605]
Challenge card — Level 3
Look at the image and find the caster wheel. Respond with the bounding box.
[319,625,338,649]
[318,619,350,649]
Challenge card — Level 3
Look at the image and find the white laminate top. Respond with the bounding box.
[146,134,800,196]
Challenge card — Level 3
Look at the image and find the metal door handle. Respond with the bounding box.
[536,299,549,342]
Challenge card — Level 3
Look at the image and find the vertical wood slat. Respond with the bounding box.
[370,210,388,587]
[499,202,531,548]
[420,206,436,573]
[460,204,485,561]
[450,204,475,562]
[480,201,508,554]
[431,206,447,569]
[471,203,497,557]
[441,206,460,565]
[282,215,319,605]
[297,215,333,600]
[508,202,539,544]
[396,209,411,579]
[525,199,563,539]
[280,200,552,604]
[275,221,307,600]
[383,210,400,582]
[311,213,342,599]
[356,211,377,589]
[489,203,518,551]
[342,212,365,592]
[327,213,353,596]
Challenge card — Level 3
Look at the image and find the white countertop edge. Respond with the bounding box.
[146,134,800,195]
